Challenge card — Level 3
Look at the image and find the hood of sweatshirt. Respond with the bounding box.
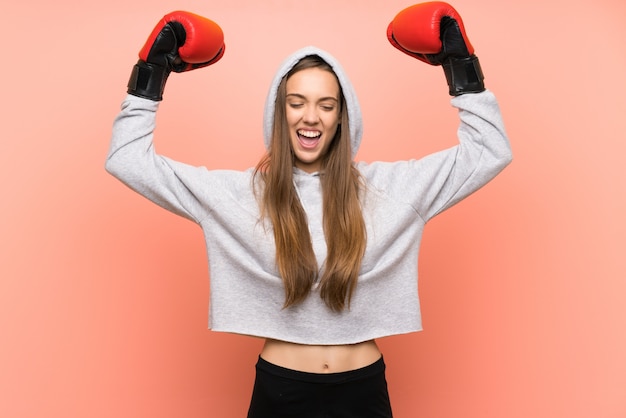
[263,46,363,158]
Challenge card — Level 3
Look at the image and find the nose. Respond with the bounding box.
[302,105,320,124]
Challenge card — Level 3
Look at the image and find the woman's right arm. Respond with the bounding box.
[106,95,206,221]
[105,11,225,222]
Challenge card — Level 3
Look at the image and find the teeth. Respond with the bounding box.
[298,130,321,138]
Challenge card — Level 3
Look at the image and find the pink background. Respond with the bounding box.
[2,0,625,417]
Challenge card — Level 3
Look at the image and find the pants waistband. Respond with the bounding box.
[255,355,386,384]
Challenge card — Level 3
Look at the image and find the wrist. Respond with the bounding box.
[127,60,170,101]
[442,55,485,96]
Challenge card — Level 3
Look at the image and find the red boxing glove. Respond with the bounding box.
[387,2,484,96]
[128,11,225,101]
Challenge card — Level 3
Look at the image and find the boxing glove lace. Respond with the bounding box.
[127,11,225,101]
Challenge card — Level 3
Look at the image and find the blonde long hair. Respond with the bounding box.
[254,55,366,312]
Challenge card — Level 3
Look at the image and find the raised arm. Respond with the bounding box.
[105,11,225,222]
[368,2,512,220]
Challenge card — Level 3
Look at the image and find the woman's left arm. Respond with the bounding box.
[382,2,512,219]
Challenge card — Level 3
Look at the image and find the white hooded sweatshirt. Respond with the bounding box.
[106,46,512,345]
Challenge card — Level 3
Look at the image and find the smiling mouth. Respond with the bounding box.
[297,129,321,149]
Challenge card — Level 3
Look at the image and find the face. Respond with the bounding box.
[285,67,341,173]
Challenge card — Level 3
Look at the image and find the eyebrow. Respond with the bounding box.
[286,93,338,102]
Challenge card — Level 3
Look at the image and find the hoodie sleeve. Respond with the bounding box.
[105,95,212,223]
[360,90,512,222]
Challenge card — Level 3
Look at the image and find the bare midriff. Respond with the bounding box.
[260,338,381,374]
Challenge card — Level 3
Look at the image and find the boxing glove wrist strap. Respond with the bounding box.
[442,55,485,96]
[127,60,170,101]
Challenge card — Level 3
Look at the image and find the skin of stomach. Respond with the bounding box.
[260,338,382,373]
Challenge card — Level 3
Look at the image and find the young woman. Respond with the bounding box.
[106,3,512,417]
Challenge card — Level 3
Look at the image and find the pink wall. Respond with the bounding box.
[2,0,625,417]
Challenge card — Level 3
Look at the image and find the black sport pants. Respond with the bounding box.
[247,356,394,418]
